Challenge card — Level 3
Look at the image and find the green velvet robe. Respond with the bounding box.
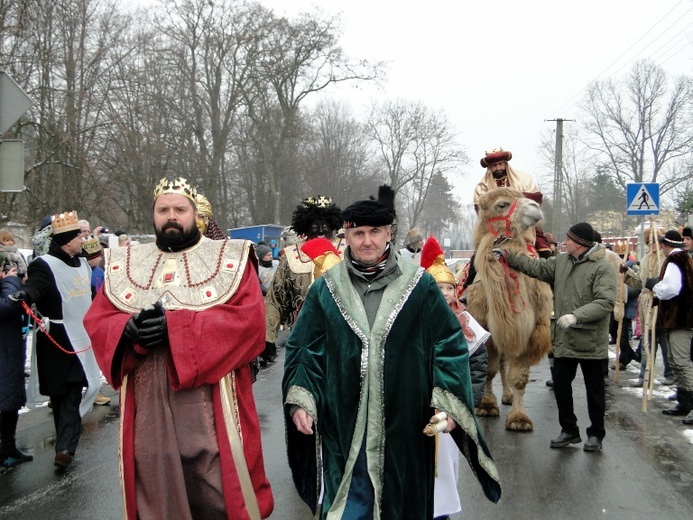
[282,258,501,519]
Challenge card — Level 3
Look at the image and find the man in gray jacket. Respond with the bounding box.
[496,222,617,452]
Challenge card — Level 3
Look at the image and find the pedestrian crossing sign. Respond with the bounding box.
[626,183,659,216]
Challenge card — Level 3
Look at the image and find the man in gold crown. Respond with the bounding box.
[263,195,345,365]
[83,177,273,519]
[10,210,101,469]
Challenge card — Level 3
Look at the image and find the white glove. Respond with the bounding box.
[557,313,577,329]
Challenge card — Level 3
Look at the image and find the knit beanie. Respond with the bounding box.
[256,244,273,260]
[566,222,595,248]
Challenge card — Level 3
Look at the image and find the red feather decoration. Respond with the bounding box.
[301,238,340,260]
[419,236,443,270]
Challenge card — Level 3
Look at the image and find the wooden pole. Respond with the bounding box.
[641,221,662,412]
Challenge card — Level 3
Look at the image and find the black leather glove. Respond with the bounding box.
[123,316,140,344]
[138,314,167,348]
[133,301,165,327]
[8,290,28,304]
[644,277,658,291]
[123,301,167,349]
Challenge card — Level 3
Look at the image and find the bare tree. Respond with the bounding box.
[409,171,461,239]
[241,7,384,224]
[1,0,137,228]
[367,99,467,236]
[296,100,379,207]
[447,204,476,250]
[581,60,693,196]
[146,0,266,229]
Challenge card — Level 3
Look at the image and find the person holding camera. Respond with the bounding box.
[0,262,33,470]
[0,230,28,277]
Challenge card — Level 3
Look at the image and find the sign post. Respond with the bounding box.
[0,70,32,192]
[627,182,659,261]
[626,183,659,216]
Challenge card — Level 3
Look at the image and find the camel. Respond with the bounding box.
[466,187,553,431]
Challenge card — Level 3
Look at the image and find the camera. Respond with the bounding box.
[2,259,24,277]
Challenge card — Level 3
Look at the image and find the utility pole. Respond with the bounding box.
[545,118,573,237]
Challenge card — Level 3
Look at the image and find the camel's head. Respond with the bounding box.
[476,187,544,238]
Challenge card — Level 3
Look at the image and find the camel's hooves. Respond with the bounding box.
[505,412,534,431]
[476,405,500,417]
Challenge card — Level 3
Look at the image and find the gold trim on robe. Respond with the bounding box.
[103,238,251,313]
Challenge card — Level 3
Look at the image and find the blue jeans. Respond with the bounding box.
[638,329,672,379]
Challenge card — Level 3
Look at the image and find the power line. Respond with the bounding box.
[593,1,692,81]
[548,1,693,118]
[604,7,693,79]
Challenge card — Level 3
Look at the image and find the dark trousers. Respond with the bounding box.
[553,357,606,440]
[51,383,83,455]
[610,315,635,364]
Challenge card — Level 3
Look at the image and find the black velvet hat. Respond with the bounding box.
[342,199,395,229]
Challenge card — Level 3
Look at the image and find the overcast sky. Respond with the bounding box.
[258,0,693,206]
[128,0,693,207]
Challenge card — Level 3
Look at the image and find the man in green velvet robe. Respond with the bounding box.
[282,197,501,519]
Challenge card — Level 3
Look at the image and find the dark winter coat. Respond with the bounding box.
[508,244,617,360]
[23,243,87,396]
[0,275,27,411]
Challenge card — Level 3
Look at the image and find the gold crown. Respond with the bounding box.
[302,196,335,208]
[195,193,213,218]
[82,236,102,256]
[153,177,197,202]
[613,240,627,255]
[51,211,80,235]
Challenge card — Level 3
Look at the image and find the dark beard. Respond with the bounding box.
[491,169,507,179]
[155,221,201,252]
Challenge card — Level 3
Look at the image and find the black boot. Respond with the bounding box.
[663,388,693,416]
[0,411,33,466]
[261,341,277,364]
[683,409,693,425]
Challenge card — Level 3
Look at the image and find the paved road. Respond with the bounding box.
[1,339,692,519]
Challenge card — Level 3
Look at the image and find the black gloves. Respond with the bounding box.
[8,290,29,304]
[123,317,140,343]
[644,277,658,291]
[124,301,168,350]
